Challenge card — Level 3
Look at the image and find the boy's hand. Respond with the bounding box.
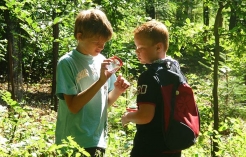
[99,59,114,83]
[114,74,130,93]
[107,74,130,107]
[121,112,130,126]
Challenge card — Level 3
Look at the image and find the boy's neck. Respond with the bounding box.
[152,56,171,64]
[76,46,88,55]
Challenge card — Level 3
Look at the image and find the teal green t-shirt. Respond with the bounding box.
[55,49,116,149]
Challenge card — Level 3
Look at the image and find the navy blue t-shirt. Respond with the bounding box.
[130,60,182,157]
[130,64,166,157]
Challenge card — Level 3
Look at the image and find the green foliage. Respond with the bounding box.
[0,90,90,156]
[173,69,246,156]
[1,0,95,82]
[1,0,246,156]
[99,0,147,78]
[1,71,246,156]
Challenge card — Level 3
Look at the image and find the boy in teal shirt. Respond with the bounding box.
[55,9,130,156]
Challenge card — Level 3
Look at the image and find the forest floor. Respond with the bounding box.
[0,80,52,109]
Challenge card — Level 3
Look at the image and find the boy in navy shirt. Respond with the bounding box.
[121,20,181,157]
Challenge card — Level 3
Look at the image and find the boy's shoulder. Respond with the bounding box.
[58,50,73,61]
[138,67,157,83]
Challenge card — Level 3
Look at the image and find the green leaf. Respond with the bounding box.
[53,17,61,24]
[48,144,58,152]
[186,18,191,24]
[0,6,7,10]
[26,17,33,25]
[164,20,171,27]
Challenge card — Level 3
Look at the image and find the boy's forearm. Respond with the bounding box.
[124,111,150,124]
[108,88,123,106]
[66,79,105,113]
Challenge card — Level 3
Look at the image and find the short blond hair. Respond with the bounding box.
[74,9,113,40]
[134,20,169,53]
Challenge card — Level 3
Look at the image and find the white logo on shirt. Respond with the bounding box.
[137,85,147,94]
[76,69,89,83]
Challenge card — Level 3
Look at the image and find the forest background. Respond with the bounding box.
[0,0,246,156]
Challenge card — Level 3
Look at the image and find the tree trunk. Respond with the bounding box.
[184,0,192,20]
[229,2,237,30]
[175,0,183,25]
[212,2,224,157]
[145,0,155,19]
[4,10,15,99]
[203,0,209,43]
[4,9,23,101]
[13,24,23,102]
[203,0,209,26]
[51,11,59,111]
[93,0,101,5]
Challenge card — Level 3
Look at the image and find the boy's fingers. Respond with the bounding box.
[117,73,122,80]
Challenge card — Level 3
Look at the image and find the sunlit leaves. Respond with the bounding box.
[53,17,62,24]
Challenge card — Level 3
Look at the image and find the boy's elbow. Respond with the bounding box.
[142,118,152,124]
[138,116,152,124]
[141,114,154,124]
[68,105,80,114]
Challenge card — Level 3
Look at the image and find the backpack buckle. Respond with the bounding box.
[166,61,171,69]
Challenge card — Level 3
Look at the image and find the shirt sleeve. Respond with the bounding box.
[137,73,159,106]
[56,58,77,100]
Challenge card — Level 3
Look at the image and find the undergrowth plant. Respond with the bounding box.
[0,90,90,157]
[1,70,246,157]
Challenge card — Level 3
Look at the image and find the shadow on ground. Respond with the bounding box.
[0,81,53,109]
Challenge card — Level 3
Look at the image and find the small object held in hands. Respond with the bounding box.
[107,56,123,73]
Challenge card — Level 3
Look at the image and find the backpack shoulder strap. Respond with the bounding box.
[165,59,187,84]
[150,59,181,85]
[151,59,187,121]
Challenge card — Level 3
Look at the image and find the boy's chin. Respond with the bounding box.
[139,60,148,64]
[138,59,145,64]
[91,52,100,56]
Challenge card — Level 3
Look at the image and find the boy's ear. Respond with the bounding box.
[76,33,83,40]
[156,42,163,51]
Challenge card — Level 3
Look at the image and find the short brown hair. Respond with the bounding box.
[134,20,169,53]
[74,9,113,40]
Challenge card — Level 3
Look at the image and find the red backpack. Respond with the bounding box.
[152,59,200,151]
